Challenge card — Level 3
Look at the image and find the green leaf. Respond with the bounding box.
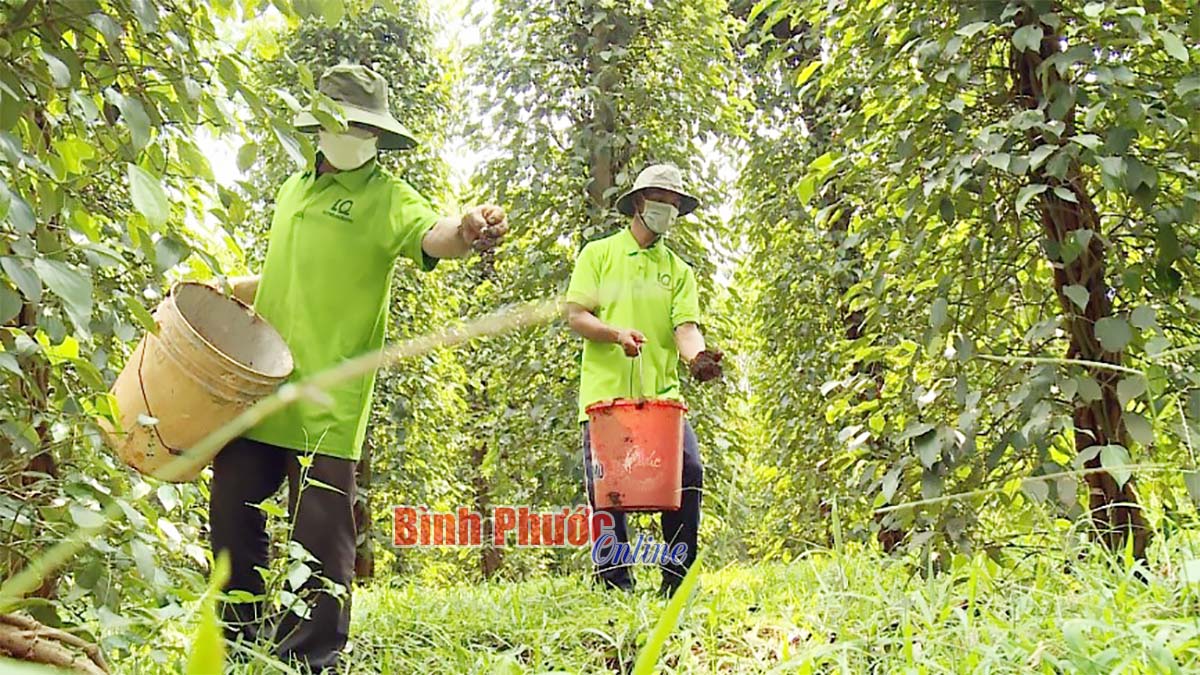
[1022,477,1049,503]
[898,421,934,441]
[1098,156,1124,181]
[930,297,948,330]
[1161,30,1189,63]
[921,470,943,500]
[1130,305,1156,330]
[0,284,20,323]
[795,60,821,86]
[157,484,179,512]
[956,22,991,38]
[272,122,309,168]
[178,140,214,182]
[1083,2,1105,18]
[1029,144,1056,169]
[69,504,105,529]
[272,87,303,112]
[808,151,837,174]
[881,468,901,502]
[236,142,259,173]
[53,137,96,175]
[631,554,702,675]
[1076,375,1102,402]
[40,51,70,88]
[286,560,313,590]
[1176,75,1200,97]
[1053,186,1078,203]
[123,295,158,334]
[186,552,231,674]
[319,0,345,26]
[130,539,157,581]
[797,176,816,205]
[1016,183,1047,210]
[1116,376,1146,407]
[1095,317,1132,352]
[33,259,92,337]
[131,0,159,32]
[1124,413,1153,446]
[1124,158,1157,193]
[1070,134,1102,149]
[984,153,1010,171]
[1145,335,1170,357]
[1056,476,1078,509]
[1013,25,1043,53]
[915,429,940,469]
[2,257,42,303]
[1099,444,1132,489]
[127,163,170,226]
[108,90,152,151]
[7,193,33,234]
[934,197,955,226]
[1063,284,1089,311]
[1184,471,1200,506]
[68,357,104,391]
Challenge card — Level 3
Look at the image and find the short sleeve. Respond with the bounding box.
[387,178,441,271]
[565,243,602,310]
[671,264,701,328]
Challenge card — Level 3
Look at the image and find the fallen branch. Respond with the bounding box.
[0,613,108,674]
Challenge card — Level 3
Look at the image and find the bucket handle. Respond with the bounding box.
[628,353,647,402]
[137,332,185,456]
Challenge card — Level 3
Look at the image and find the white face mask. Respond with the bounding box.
[318,128,378,170]
[639,200,679,235]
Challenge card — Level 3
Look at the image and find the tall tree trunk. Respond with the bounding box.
[1011,5,1149,557]
[471,440,503,578]
[581,8,635,228]
[1,107,59,600]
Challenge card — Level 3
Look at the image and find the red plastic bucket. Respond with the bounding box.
[586,398,687,511]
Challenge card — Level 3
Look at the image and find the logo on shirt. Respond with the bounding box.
[327,198,354,221]
[657,273,672,289]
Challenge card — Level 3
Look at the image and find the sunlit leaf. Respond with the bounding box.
[1012,25,1043,53]
[1161,30,1189,64]
[186,552,231,674]
[127,163,170,226]
[631,554,702,675]
[1124,413,1153,446]
[33,259,92,337]
[1063,284,1089,311]
[1094,317,1132,352]
[1099,445,1132,489]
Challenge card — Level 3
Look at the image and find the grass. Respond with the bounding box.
[102,534,1200,674]
[334,542,1200,674]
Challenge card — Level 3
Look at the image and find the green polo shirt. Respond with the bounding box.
[565,228,701,422]
[243,159,439,461]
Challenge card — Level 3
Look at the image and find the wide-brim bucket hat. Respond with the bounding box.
[615,164,700,216]
[294,63,419,150]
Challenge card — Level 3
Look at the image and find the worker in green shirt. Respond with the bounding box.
[210,64,507,671]
[564,164,723,597]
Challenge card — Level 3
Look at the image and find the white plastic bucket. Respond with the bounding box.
[100,282,293,482]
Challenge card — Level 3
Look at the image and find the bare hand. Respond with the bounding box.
[460,205,509,252]
[689,349,724,382]
[616,329,645,358]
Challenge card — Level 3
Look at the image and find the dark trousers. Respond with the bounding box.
[582,420,703,592]
[209,437,357,672]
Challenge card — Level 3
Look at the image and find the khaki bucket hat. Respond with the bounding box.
[294,64,418,150]
[614,164,700,216]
